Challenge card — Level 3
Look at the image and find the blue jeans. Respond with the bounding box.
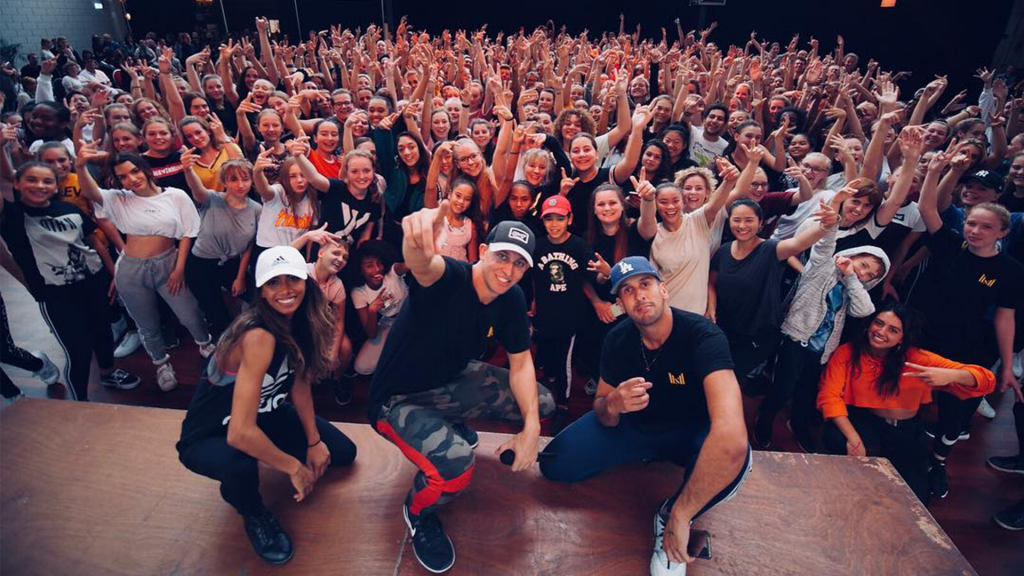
[540,411,751,518]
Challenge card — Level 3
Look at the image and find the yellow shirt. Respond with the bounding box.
[191,143,242,191]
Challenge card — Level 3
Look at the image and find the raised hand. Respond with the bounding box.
[253,144,276,172]
[75,140,109,166]
[402,199,450,261]
[378,112,400,131]
[902,363,961,388]
[587,251,611,277]
[286,135,311,157]
[898,125,925,159]
[180,146,199,170]
[559,168,580,196]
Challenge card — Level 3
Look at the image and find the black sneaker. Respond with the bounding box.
[993,501,1024,531]
[333,379,353,406]
[929,465,949,499]
[100,368,141,390]
[403,501,455,573]
[243,510,293,565]
[752,414,772,449]
[987,455,1024,475]
[924,422,969,442]
[787,420,817,454]
[451,421,479,449]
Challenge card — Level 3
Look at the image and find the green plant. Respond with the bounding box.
[0,37,22,66]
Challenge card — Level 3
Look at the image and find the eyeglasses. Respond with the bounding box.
[456,152,482,164]
[333,100,353,108]
[801,164,828,174]
[750,181,769,189]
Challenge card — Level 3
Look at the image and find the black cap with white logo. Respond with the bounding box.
[486,220,536,267]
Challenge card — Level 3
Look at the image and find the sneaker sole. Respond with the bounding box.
[101,380,141,391]
[993,516,1024,531]
[987,461,1024,475]
[924,429,969,442]
[402,505,455,574]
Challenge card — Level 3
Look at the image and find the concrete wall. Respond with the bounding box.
[0,0,128,65]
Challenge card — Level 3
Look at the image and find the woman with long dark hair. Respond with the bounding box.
[177,246,357,565]
[817,305,994,504]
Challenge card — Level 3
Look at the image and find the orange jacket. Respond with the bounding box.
[817,344,996,420]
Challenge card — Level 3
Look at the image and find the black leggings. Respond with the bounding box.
[177,405,357,516]
[760,336,822,434]
[1,294,42,398]
[822,409,930,504]
[185,253,243,338]
[38,273,116,401]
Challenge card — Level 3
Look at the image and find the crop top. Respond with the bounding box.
[817,344,995,420]
[95,187,201,239]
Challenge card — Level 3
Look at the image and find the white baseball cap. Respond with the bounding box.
[255,246,308,287]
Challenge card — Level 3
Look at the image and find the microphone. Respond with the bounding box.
[500,449,557,466]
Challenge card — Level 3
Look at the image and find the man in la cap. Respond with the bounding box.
[369,200,555,573]
[540,256,751,576]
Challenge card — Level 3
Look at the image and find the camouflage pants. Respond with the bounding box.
[374,360,555,516]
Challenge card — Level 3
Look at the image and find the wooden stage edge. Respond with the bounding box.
[1,399,976,576]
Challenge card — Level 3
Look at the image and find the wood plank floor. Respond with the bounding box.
[3,266,1022,575]
[1,399,977,576]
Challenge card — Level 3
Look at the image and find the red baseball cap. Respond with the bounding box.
[541,195,572,217]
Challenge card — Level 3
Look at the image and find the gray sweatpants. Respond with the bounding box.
[115,249,211,363]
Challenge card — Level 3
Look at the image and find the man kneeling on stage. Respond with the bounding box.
[540,256,752,576]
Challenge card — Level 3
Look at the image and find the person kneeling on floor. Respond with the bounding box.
[176,246,357,565]
[540,256,751,576]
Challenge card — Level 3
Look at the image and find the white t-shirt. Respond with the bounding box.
[351,269,408,318]
[650,205,725,314]
[772,188,833,240]
[95,186,200,238]
[689,125,728,168]
[256,183,316,248]
[78,68,111,86]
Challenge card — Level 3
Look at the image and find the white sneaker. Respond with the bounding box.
[197,340,216,359]
[977,397,996,419]
[114,331,142,358]
[651,502,687,576]
[110,316,128,343]
[31,351,60,385]
[155,362,178,392]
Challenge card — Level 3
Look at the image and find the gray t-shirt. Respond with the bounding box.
[192,192,262,261]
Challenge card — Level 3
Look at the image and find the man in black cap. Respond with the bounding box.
[369,200,555,574]
[540,256,751,576]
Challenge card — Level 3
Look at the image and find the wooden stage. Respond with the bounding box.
[0,399,975,575]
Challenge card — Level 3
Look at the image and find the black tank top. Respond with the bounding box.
[177,334,294,447]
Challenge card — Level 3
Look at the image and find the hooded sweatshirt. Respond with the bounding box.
[779,226,890,364]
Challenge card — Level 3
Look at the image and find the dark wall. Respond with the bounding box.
[128,0,1013,95]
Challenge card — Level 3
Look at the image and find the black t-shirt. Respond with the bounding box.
[368,258,532,417]
[533,234,595,331]
[145,152,190,199]
[178,341,294,446]
[914,225,1024,363]
[1,200,103,298]
[710,239,784,337]
[999,191,1024,215]
[591,221,652,302]
[601,308,734,432]
[541,167,613,237]
[322,179,383,245]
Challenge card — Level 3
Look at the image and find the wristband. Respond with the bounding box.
[308,438,323,448]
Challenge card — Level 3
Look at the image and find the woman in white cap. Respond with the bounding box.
[176,245,357,565]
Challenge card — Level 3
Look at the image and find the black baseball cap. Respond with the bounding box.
[486,220,535,267]
[962,169,1002,191]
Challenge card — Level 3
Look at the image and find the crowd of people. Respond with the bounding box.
[2,13,1024,573]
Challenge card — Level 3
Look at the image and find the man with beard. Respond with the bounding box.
[540,256,751,576]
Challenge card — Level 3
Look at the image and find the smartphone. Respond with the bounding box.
[687,529,712,560]
[610,303,625,318]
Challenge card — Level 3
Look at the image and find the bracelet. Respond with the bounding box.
[308,438,323,448]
